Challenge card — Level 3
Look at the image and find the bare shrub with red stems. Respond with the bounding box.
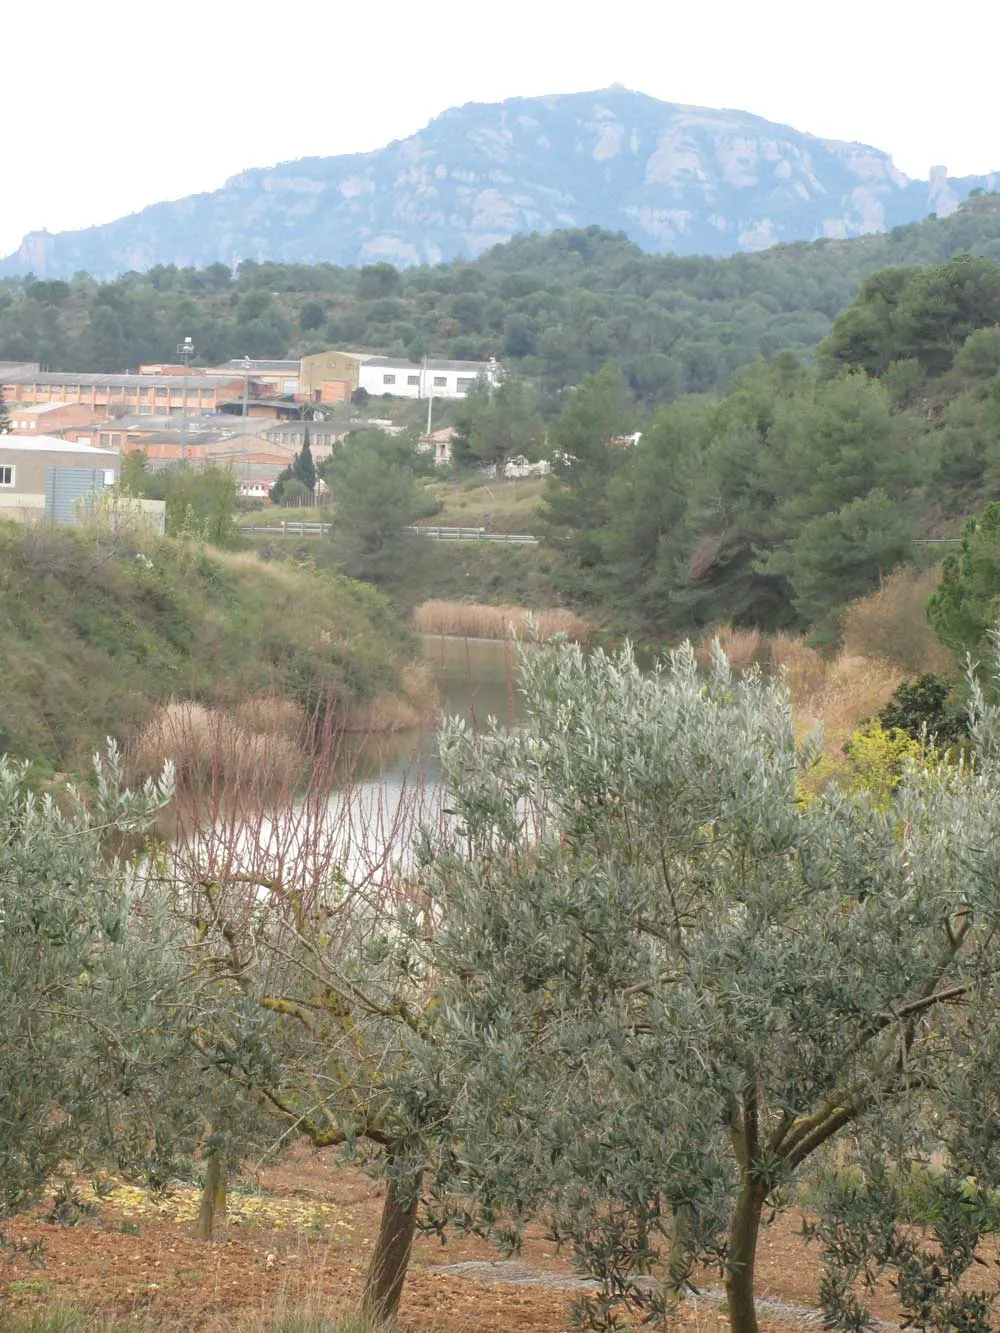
[158,687,446,1324]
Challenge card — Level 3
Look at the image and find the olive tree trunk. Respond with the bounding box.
[361,1170,422,1324]
[724,1181,765,1333]
[195,1151,227,1241]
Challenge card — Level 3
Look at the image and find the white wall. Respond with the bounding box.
[358,362,493,401]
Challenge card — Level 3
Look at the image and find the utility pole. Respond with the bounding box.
[176,335,195,463]
[422,353,434,443]
[241,354,251,419]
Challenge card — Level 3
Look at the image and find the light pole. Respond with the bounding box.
[241,356,252,494]
[176,335,195,463]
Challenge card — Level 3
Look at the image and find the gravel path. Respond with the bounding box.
[427,1258,900,1330]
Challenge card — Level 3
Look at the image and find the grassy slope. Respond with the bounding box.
[0,522,420,772]
[418,475,546,533]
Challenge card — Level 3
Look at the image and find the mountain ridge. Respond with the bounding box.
[4,87,998,279]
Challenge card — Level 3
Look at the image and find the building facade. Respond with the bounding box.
[357,356,498,401]
[6,402,98,437]
[0,435,119,523]
[298,350,368,403]
[0,371,245,417]
[204,360,301,398]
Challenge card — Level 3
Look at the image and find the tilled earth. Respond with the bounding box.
[0,1153,903,1330]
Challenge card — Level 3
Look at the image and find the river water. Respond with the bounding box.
[317,635,522,877]
[357,635,521,785]
[171,636,523,893]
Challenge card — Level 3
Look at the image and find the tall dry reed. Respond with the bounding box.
[412,599,589,642]
[132,700,304,789]
[703,624,910,769]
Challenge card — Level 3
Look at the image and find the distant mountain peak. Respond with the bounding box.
[2,89,997,279]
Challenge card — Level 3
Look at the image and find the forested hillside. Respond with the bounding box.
[540,251,1000,637]
[4,194,1000,404]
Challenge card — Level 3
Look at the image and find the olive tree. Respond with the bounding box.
[414,640,1000,1332]
[0,747,197,1213]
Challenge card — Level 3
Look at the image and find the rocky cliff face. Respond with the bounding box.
[4,88,997,278]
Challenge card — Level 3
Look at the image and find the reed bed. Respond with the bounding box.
[698,624,766,671]
[790,651,907,757]
[131,700,305,789]
[412,599,589,642]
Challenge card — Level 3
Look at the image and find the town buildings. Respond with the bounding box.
[0,345,502,508]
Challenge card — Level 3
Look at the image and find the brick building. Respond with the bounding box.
[0,370,245,417]
[5,402,98,438]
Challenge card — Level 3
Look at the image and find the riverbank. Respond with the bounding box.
[0,522,435,776]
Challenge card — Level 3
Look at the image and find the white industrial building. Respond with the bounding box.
[358,356,500,401]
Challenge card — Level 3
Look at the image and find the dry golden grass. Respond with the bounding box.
[412,599,589,642]
[231,694,304,738]
[422,474,547,533]
[768,633,827,699]
[704,623,910,774]
[841,566,953,675]
[793,652,907,757]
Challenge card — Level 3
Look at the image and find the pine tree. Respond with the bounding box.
[293,428,317,494]
[0,385,9,435]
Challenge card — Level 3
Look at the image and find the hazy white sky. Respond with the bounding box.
[3,0,997,259]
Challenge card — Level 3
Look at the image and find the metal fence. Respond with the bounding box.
[241,521,539,545]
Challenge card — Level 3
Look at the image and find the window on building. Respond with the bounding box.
[383,374,396,385]
[0,466,14,487]
[433,376,447,388]
[456,377,476,392]
[155,388,168,398]
[407,374,420,386]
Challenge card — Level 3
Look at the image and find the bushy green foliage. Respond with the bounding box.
[542,355,926,633]
[0,747,191,1213]
[414,639,1000,1331]
[876,673,967,745]
[269,432,318,505]
[121,454,240,544]
[928,502,1000,660]
[320,428,437,583]
[529,241,1000,638]
[450,376,544,474]
[821,254,1000,378]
